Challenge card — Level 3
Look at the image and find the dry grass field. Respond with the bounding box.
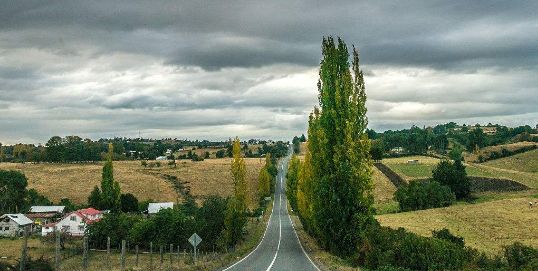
[464,141,537,163]
[372,167,397,204]
[483,149,538,173]
[0,158,265,208]
[376,197,538,255]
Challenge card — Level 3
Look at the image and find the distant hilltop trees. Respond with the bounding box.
[0,136,290,163]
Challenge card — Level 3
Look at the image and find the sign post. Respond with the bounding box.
[188,233,202,264]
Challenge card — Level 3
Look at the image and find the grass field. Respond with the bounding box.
[376,197,538,255]
[483,149,538,173]
[464,141,537,163]
[0,158,265,208]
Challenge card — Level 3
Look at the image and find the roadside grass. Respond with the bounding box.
[375,197,538,255]
[288,208,358,271]
[0,158,265,208]
[483,149,538,173]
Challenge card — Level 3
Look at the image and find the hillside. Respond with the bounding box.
[483,149,538,173]
[376,197,538,255]
[0,158,265,208]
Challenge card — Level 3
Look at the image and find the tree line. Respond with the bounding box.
[368,122,537,158]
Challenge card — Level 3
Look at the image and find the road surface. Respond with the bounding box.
[221,153,320,271]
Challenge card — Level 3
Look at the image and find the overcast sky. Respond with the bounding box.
[1,1,537,144]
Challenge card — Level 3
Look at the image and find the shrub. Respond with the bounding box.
[360,225,470,271]
[120,193,139,213]
[141,160,147,167]
[432,228,465,248]
[395,180,455,211]
[503,242,538,270]
[432,160,470,199]
[87,213,141,249]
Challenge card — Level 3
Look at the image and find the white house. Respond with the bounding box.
[147,202,174,215]
[0,214,33,237]
[42,208,103,237]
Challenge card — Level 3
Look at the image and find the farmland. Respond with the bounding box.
[376,197,538,255]
[374,151,538,255]
[0,158,265,208]
[464,141,537,163]
[483,149,538,173]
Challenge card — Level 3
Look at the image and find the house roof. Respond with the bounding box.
[78,208,102,216]
[1,214,33,226]
[29,206,65,213]
[26,213,58,219]
[148,202,174,214]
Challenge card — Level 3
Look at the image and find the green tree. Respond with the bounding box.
[224,138,247,247]
[304,37,374,256]
[370,140,384,162]
[257,166,271,201]
[0,170,28,213]
[88,185,102,209]
[100,143,121,212]
[297,144,314,233]
[120,193,139,213]
[432,160,470,199]
[25,189,52,209]
[468,128,486,152]
[286,155,300,211]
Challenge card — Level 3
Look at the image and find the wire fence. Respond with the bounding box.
[15,228,224,271]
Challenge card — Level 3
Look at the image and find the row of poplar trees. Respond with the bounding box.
[290,37,374,257]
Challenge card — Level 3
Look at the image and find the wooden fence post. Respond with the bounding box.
[169,244,173,267]
[159,245,163,267]
[55,230,61,270]
[120,240,126,271]
[149,242,154,271]
[135,244,139,267]
[82,236,88,271]
[19,226,28,271]
[176,245,180,268]
[107,236,111,270]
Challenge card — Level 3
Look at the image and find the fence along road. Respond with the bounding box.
[221,152,320,271]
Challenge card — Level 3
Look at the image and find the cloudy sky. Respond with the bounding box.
[1,1,537,144]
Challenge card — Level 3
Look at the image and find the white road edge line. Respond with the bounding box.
[265,189,282,271]
[287,209,321,271]
[221,185,276,271]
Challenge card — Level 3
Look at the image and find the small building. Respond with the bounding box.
[156,156,168,161]
[26,205,65,227]
[407,159,419,164]
[42,208,103,237]
[0,214,33,237]
[165,149,173,156]
[147,202,174,215]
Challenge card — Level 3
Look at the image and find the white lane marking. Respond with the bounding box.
[287,209,321,271]
[265,191,282,271]
[221,190,277,271]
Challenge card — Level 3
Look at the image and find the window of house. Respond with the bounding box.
[70,216,76,221]
[4,227,9,231]
[78,226,84,231]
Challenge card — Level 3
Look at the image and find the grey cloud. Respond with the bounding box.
[1,1,538,144]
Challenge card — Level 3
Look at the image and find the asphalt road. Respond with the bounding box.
[221,153,320,271]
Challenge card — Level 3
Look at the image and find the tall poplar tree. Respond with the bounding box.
[100,143,121,212]
[224,137,248,247]
[305,37,374,256]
